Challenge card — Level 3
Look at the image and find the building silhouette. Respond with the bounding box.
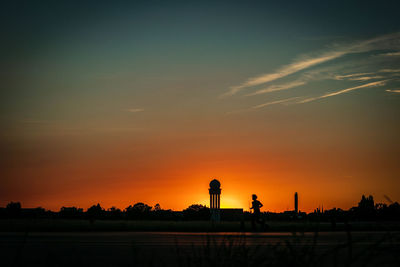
[295,192,298,214]
[208,179,243,221]
[209,179,221,221]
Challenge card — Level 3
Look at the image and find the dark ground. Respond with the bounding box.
[1,231,399,267]
[2,219,400,232]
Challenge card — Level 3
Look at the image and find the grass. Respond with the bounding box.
[2,225,400,266]
[172,231,400,267]
[1,219,400,232]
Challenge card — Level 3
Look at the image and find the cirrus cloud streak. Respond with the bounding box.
[224,32,400,97]
[299,80,388,103]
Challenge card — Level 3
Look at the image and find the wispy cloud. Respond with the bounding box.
[225,51,346,96]
[334,73,374,80]
[126,108,144,113]
[253,97,302,109]
[224,32,400,96]
[348,76,384,81]
[386,89,400,93]
[379,69,400,73]
[299,80,387,103]
[382,51,400,56]
[246,80,306,96]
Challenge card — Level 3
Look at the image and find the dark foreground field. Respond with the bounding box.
[1,231,399,267]
[2,219,400,232]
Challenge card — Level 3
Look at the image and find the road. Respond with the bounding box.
[1,231,399,266]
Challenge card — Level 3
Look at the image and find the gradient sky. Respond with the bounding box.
[1,0,400,212]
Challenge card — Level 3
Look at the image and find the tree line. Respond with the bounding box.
[0,202,211,220]
[1,195,399,221]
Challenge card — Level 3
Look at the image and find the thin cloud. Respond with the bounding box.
[348,76,384,81]
[382,51,400,56]
[253,97,302,109]
[126,108,144,113]
[225,51,345,96]
[246,80,306,96]
[334,73,375,80]
[386,89,400,93]
[379,69,400,73]
[224,32,400,96]
[299,80,387,103]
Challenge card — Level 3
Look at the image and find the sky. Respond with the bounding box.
[1,0,400,212]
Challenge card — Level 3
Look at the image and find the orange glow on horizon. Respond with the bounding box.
[2,117,399,213]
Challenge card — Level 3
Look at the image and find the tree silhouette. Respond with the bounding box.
[358,195,374,210]
[183,204,210,220]
[6,201,21,217]
[87,203,104,220]
[126,202,152,219]
[107,207,122,219]
[154,203,161,211]
[2,194,399,222]
[357,195,375,219]
[59,206,84,219]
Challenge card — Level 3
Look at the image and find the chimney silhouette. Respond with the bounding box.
[294,192,298,214]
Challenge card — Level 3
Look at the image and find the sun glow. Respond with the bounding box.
[220,195,247,210]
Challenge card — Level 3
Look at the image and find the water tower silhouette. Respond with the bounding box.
[209,179,221,221]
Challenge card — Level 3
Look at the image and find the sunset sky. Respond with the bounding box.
[1,0,400,212]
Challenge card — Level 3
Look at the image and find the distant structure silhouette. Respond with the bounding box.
[209,179,221,221]
[294,192,298,214]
